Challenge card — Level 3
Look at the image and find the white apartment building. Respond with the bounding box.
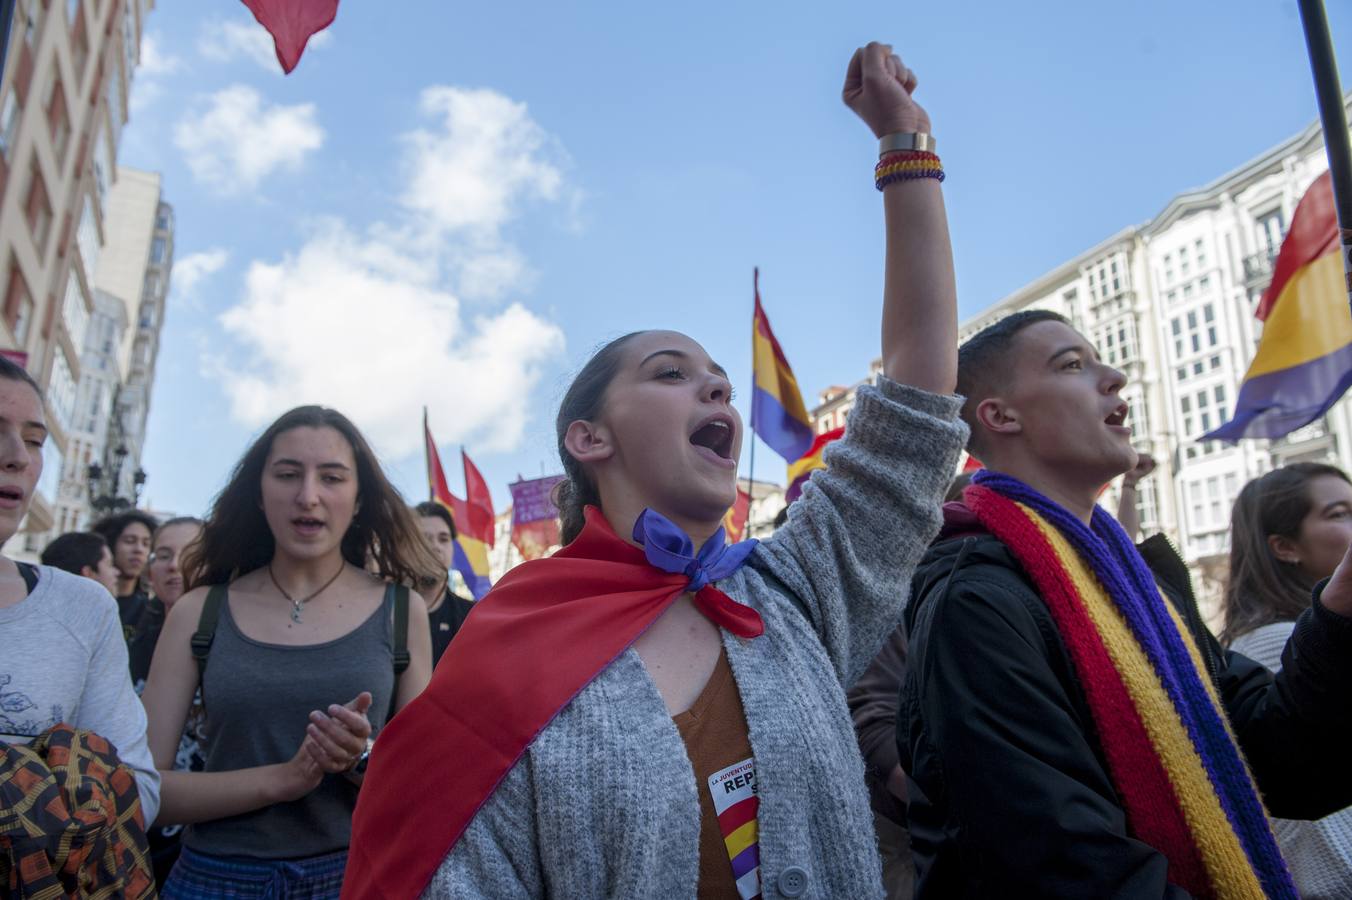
[809,103,1352,613]
[54,166,171,532]
[0,0,154,552]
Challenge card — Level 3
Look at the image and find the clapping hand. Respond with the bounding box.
[305,691,373,774]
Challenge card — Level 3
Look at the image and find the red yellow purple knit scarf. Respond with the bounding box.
[966,471,1295,899]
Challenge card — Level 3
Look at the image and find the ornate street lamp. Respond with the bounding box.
[86,444,145,514]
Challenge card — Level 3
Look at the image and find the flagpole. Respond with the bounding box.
[746,268,759,536]
[1296,0,1352,312]
[423,406,433,503]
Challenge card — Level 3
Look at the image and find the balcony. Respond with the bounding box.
[1243,251,1275,289]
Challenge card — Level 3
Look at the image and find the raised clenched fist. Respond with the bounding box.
[842,41,931,138]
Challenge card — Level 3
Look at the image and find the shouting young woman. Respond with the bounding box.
[345,41,967,900]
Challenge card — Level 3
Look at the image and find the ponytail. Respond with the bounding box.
[554,332,644,546]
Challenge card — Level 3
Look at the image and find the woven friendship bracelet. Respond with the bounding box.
[875,150,945,190]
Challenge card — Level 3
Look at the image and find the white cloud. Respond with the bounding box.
[401,87,564,236]
[139,33,180,77]
[198,19,332,73]
[129,32,179,113]
[174,85,324,191]
[172,249,229,308]
[213,86,577,458]
[217,224,563,457]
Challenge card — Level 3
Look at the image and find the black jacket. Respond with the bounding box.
[899,509,1352,899]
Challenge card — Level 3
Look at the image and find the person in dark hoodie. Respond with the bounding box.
[900,309,1352,899]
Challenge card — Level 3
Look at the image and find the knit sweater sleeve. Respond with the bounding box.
[422,755,543,899]
[750,377,966,686]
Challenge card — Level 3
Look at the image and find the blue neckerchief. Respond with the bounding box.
[631,507,758,592]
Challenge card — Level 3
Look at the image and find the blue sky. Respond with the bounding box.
[121,0,1352,517]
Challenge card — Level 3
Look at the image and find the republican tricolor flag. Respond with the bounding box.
[751,270,813,463]
[785,426,845,504]
[1205,172,1352,442]
[424,413,494,599]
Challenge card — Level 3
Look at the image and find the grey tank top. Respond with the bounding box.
[185,586,397,860]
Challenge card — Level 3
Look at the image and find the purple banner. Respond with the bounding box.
[510,475,564,526]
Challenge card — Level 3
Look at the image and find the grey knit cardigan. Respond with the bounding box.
[423,378,967,899]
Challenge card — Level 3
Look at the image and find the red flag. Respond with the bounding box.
[241,0,339,74]
[723,487,751,542]
[462,450,495,547]
[962,454,983,472]
[424,411,456,510]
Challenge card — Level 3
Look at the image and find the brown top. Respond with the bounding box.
[673,649,761,900]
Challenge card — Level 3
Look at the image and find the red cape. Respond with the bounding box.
[341,507,763,899]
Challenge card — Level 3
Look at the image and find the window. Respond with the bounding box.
[7,266,34,344]
[105,55,124,142]
[122,5,137,81]
[47,79,69,164]
[62,270,88,349]
[1203,303,1214,323]
[70,17,88,85]
[1164,254,1175,283]
[1214,385,1226,405]
[77,196,99,285]
[1257,209,1285,258]
[138,304,154,329]
[1183,283,1194,298]
[1110,259,1121,293]
[1197,391,1209,410]
[0,92,20,160]
[23,0,41,45]
[1210,355,1221,370]
[1180,245,1191,276]
[1193,361,1204,375]
[1199,275,1211,292]
[25,166,52,258]
[1195,239,1207,268]
[1207,326,1218,347]
[1181,396,1192,413]
[150,237,166,264]
[1171,318,1181,337]
[48,347,77,430]
[92,131,111,207]
[1177,367,1187,381]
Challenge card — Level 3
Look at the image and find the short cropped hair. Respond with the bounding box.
[91,510,162,547]
[956,309,1070,454]
[0,354,42,398]
[41,531,109,576]
[413,501,458,541]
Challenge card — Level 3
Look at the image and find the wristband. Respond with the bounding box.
[875,150,944,190]
[879,132,936,156]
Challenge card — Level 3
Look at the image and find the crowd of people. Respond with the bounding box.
[3,40,1352,900]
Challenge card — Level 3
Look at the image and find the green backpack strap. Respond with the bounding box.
[386,583,411,722]
[392,583,411,676]
[191,585,227,689]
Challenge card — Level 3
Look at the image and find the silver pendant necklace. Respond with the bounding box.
[269,560,346,623]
